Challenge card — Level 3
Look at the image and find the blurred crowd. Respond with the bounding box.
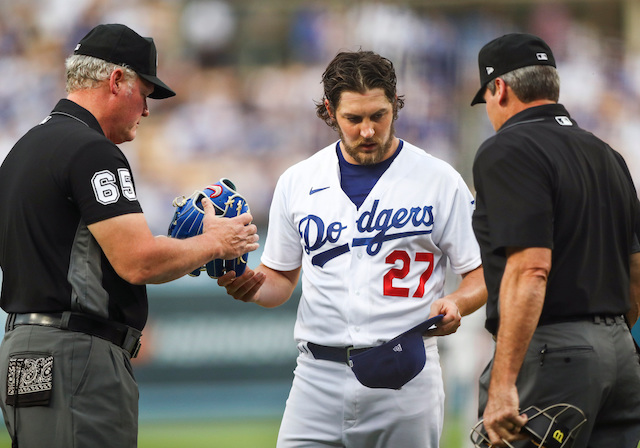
[1,0,639,235]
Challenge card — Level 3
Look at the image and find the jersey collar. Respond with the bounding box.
[498,103,571,133]
[51,99,104,136]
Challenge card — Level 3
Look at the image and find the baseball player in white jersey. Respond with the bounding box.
[218,50,487,448]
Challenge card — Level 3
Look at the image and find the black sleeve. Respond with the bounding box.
[474,136,554,253]
[632,200,640,254]
[612,150,640,254]
[53,137,142,225]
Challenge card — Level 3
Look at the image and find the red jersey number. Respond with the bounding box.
[383,250,434,298]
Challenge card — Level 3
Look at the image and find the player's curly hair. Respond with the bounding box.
[315,50,405,130]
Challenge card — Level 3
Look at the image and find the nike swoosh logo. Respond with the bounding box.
[309,186,330,195]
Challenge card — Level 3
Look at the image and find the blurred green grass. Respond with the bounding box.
[138,419,281,448]
[0,419,281,448]
[0,415,468,447]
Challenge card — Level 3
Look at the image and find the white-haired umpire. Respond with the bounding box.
[0,24,258,448]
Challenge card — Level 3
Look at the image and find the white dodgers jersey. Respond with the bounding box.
[261,140,481,347]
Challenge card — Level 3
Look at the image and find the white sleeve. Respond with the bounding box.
[260,172,303,271]
[438,173,482,275]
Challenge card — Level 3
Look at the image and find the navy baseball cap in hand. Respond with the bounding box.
[471,33,556,106]
[349,314,444,390]
[74,23,176,99]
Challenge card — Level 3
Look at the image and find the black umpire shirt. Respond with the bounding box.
[472,103,639,335]
[0,99,148,330]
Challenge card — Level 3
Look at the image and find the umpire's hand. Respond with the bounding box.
[201,198,259,260]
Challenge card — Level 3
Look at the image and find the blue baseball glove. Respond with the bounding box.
[168,178,250,278]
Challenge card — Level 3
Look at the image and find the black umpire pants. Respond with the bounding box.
[478,317,640,448]
[0,325,138,448]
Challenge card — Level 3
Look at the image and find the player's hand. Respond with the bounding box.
[201,198,259,260]
[426,298,461,336]
[217,267,266,303]
[483,384,528,446]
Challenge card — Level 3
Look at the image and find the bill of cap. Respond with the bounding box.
[139,73,176,99]
[471,86,487,106]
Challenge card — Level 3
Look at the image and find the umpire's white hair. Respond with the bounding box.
[487,65,560,103]
[65,54,137,93]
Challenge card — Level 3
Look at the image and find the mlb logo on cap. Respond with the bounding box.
[349,314,444,390]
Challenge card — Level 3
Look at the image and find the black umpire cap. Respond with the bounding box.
[73,24,176,99]
[471,33,556,106]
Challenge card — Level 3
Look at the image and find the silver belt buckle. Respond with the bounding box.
[346,346,355,366]
[131,339,142,358]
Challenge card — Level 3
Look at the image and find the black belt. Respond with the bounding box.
[592,315,626,325]
[307,342,374,364]
[6,312,142,358]
[492,314,627,340]
[537,314,626,327]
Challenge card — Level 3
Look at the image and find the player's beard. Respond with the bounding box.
[338,122,396,165]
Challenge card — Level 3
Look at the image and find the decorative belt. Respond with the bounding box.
[5,312,142,358]
[307,342,375,364]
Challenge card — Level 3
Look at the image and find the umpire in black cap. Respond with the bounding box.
[470,33,640,447]
[0,23,258,448]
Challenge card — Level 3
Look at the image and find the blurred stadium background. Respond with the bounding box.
[0,0,639,446]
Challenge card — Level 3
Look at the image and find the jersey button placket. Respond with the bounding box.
[347,246,367,345]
